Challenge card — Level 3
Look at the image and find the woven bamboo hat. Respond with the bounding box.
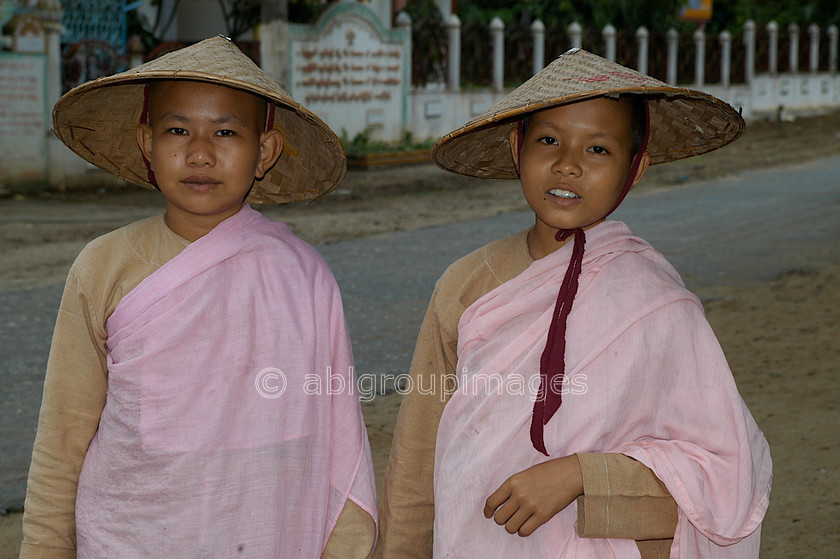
[52,35,345,203]
[432,48,744,179]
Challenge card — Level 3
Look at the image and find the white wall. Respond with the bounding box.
[703,73,840,119]
[407,85,505,142]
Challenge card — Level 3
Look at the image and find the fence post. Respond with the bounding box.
[788,23,799,73]
[829,25,839,72]
[36,0,66,189]
[767,21,778,76]
[445,14,461,91]
[568,21,582,49]
[490,16,504,92]
[744,20,756,84]
[531,19,545,74]
[396,11,412,88]
[603,24,616,61]
[667,27,679,84]
[694,26,705,87]
[808,24,819,72]
[636,26,649,74]
[720,30,731,87]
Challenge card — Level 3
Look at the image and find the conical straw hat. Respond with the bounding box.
[52,35,345,203]
[432,48,745,179]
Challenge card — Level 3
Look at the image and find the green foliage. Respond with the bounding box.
[340,129,435,155]
[456,0,839,35]
[217,0,260,41]
[458,0,684,30]
[288,0,332,24]
[709,0,840,31]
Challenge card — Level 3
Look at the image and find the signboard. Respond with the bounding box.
[288,3,409,142]
[0,54,47,183]
[679,0,713,23]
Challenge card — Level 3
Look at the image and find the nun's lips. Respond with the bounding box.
[548,188,580,199]
[181,175,222,191]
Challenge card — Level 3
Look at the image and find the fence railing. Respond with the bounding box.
[403,15,840,90]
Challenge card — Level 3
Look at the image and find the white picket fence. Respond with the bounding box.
[404,16,840,142]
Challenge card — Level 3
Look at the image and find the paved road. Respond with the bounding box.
[325,155,840,377]
[2,155,839,510]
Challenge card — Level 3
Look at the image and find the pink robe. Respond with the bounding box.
[76,205,376,557]
[434,221,771,558]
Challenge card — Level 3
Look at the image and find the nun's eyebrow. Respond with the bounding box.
[157,112,247,126]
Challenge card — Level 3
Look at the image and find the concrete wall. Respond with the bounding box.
[407,85,505,142]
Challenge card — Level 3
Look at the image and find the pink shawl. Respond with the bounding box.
[76,205,376,557]
[434,221,771,558]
